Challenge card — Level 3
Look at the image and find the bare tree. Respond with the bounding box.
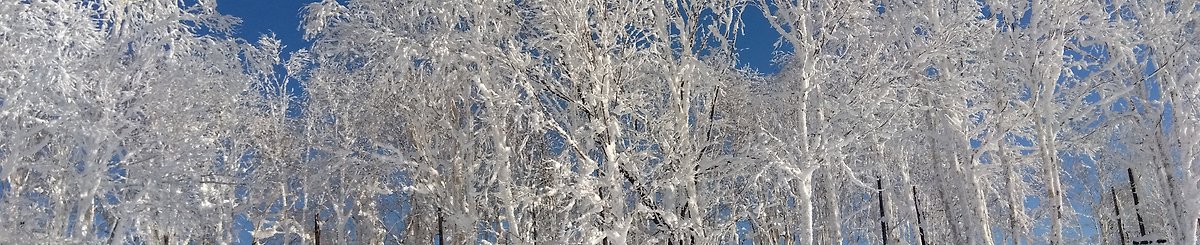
[0,0,280,242]
[3,0,1197,244]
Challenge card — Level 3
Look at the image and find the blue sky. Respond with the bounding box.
[217,1,315,60]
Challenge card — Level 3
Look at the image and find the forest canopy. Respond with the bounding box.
[1,0,1198,244]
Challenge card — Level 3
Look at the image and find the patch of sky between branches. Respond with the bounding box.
[216,0,318,119]
[734,4,791,75]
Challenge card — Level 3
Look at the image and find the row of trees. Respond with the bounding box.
[1,0,1197,244]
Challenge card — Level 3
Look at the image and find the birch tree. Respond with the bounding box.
[3,0,1199,244]
[0,0,280,243]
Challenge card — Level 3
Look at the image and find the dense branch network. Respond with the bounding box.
[0,0,1197,244]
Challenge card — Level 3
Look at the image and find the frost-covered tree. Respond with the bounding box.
[292,0,761,243]
[0,0,281,243]
[3,0,1198,244]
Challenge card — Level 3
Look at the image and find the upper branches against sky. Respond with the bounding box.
[0,0,1197,244]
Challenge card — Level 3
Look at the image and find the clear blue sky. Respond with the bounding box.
[217,0,316,59]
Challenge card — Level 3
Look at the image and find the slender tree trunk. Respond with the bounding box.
[798,62,814,245]
[1036,118,1065,245]
[1000,142,1026,243]
[921,93,965,244]
[797,172,816,245]
[961,154,995,245]
[936,183,964,243]
[1172,89,1199,245]
[437,207,444,244]
[1154,123,1184,240]
[1112,188,1128,245]
[1028,9,1068,241]
[912,186,928,245]
[823,168,843,244]
[879,176,900,244]
[314,213,321,245]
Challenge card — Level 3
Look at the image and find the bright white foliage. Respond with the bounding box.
[1,0,1198,244]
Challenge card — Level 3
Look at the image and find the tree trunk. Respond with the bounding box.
[1000,143,1026,243]
[823,168,843,244]
[1037,120,1065,245]
[797,172,816,245]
